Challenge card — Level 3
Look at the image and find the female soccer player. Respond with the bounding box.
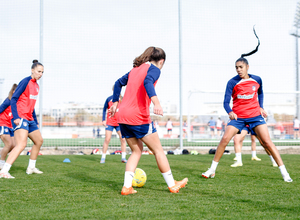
[109,47,188,195]
[101,89,127,163]
[202,28,292,182]
[0,84,18,169]
[0,60,44,178]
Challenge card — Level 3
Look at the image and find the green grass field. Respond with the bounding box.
[0,154,299,219]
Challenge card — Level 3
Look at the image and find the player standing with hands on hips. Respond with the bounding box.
[109,47,188,195]
[201,27,292,182]
[0,60,44,178]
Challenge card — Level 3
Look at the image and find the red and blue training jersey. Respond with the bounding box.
[0,98,13,128]
[223,74,263,119]
[11,76,39,123]
[102,95,119,126]
[113,62,160,125]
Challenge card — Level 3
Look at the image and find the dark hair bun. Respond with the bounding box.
[32,59,39,64]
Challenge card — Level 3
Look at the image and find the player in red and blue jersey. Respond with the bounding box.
[100,89,127,164]
[109,47,188,195]
[0,60,44,179]
[0,84,18,169]
[202,28,292,182]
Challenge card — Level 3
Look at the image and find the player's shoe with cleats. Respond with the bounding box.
[283,174,293,182]
[121,158,127,163]
[121,186,137,195]
[169,178,188,193]
[272,162,278,167]
[100,158,105,164]
[0,172,15,179]
[251,156,261,161]
[26,167,43,174]
[202,168,215,179]
[231,161,243,167]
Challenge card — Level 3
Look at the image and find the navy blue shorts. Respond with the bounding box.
[228,115,266,134]
[119,121,157,139]
[0,126,14,137]
[105,125,120,132]
[242,126,256,135]
[12,118,39,133]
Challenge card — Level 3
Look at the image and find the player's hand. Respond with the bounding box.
[102,121,106,126]
[153,104,163,116]
[228,111,237,120]
[14,118,21,126]
[108,102,118,118]
[260,108,268,118]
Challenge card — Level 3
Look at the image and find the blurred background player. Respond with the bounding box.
[202,28,292,182]
[216,117,222,139]
[293,116,299,139]
[207,117,216,138]
[101,88,127,163]
[0,84,18,169]
[0,60,44,179]
[109,47,188,195]
[166,118,173,135]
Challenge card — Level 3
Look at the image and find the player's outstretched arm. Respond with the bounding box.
[151,96,163,116]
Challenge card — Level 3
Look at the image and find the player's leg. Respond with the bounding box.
[254,124,292,182]
[141,132,188,193]
[251,135,261,161]
[100,129,112,163]
[117,129,127,163]
[231,129,247,167]
[0,129,28,178]
[0,134,13,168]
[26,129,44,174]
[255,135,277,167]
[202,125,239,178]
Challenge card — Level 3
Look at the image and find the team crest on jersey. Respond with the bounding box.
[252,86,256,91]
[23,122,27,127]
[5,128,8,132]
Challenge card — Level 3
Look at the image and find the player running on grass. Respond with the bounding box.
[0,60,44,178]
[0,84,18,169]
[109,47,188,195]
[202,27,292,182]
[100,88,127,164]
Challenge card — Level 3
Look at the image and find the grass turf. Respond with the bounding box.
[0,154,299,219]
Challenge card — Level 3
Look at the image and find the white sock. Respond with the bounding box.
[236,152,242,163]
[1,163,12,173]
[0,160,5,164]
[101,154,106,160]
[122,152,127,159]
[269,155,276,163]
[162,170,175,188]
[252,151,256,158]
[211,160,219,171]
[123,171,134,188]
[28,159,36,169]
[279,165,288,177]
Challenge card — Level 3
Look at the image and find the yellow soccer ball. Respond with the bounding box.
[132,168,147,187]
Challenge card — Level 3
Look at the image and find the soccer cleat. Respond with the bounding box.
[230,161,243,167]
[233,157,237,161]
[0,172,15,179]
[202,168,215,179]
[100,158,105,164]
[283,174,293,183]
[121,158,127,163]
[26,167,43,174]
[272,162,278,167]
[169,178,188,193]
[251,156,261,161]
[121,186,137,195]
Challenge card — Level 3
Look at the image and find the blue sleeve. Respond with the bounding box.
[32,109,38,125]
[11,77,31,120]
[144,65,161,98]
[102,97,110,121]
[223,80,234,114]
[257,78,264,109]
[0,98,10,114]
[113,72,130,102]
